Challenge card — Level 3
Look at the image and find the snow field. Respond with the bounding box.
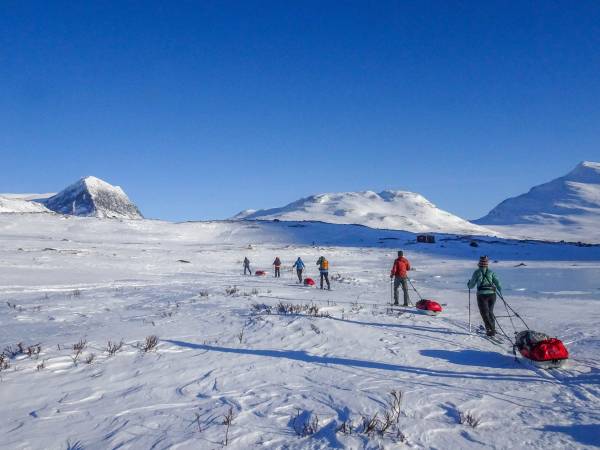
[0,215,599,449]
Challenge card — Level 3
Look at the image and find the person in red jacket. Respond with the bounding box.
[390,251,411,306]
[273,257,282,278]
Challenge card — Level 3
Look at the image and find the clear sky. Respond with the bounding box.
[1,1,599,221]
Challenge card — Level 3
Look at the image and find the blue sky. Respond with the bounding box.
[1,1,599,221]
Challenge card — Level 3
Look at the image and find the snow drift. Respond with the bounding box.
[0,196,51,214]
[234,190,495,235]
[42,176,143,219]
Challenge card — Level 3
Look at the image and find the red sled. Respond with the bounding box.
[255,270,267,276]
[304,277,315,286]
[415,299,442,315]
[515,331,569,369]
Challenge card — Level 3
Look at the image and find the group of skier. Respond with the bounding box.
[243,250,502,334]
[242,255,331,290]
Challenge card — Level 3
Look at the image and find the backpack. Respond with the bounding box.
[477,269,496,292]
[321,259,329,270]
[515,330,550,350]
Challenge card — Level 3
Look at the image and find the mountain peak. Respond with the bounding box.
[476,162,600,226]
[233,189,493,235]
[43,176,143,219]
[566,161,600,183]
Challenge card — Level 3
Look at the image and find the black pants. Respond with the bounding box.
[274,267,281,278]
[296,268,303,283]
[244,265,251,275]
[477,293,496,333]
[320,271,330,290]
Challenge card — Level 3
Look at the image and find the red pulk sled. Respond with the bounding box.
[255,270,267,276]
[303,277,315,286]
[514,330,569,369]
[415,299,443,315]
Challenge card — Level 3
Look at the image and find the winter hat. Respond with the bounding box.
[478,256,489,267]
[397,250,404,257]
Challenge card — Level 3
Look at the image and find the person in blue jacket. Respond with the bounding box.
[292,257,305,283]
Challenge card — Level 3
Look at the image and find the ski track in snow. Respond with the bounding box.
[0,215,599,449]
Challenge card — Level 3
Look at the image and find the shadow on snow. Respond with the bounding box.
[165,340,551,383]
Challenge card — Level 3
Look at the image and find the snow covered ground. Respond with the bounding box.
[1,215,599,449]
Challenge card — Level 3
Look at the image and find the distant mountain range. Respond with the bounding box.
[476,161,600,225]
[234,190,494,236]
[1,162,598,242]
[0,176,143,220]
[475,161,600,242]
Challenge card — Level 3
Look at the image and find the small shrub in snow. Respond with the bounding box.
[337,390,405,438]
[361,413,380,436]
[459,411,481,428]
[26,344,42,359]
[71,339,87,365]
[291,409,319,436]
[105,339,124,357]
[198,289,209,297]
[84,353,95,365]
[222,406,235,446]
[276,302,330,318]
[36,360,46,371]
[71,289,82,297]
[225,286,239,296]
[193,412,203,433]
[336,420,353,435]
[236,328,245,344]
[0,353,10,372]
[250,303,272,315]
[138,335,159,353]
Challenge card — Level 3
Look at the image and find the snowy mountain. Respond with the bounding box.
[42,176,143,219]
[475,161,600,242]
[234,190,495,235]
[0,195,52,213]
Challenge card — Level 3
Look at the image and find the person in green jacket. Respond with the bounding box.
[467,256,502,336]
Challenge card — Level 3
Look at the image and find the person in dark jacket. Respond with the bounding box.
[292,257,305,283]
[243,257,251,275]
[467,256,502,336]
[273,257,282,278]
[316,256,330,290]
[390,251,411,306]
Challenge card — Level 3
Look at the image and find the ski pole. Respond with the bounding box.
[468,288,471,334]
[390,278,393,306]
[407,278,423,301]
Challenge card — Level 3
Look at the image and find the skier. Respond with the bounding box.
[292,257,305,283]
[390,251,411,306]
[467,256,502,337]
[273,257,282,278]
[316,256,330,290]
[243,257,251,275]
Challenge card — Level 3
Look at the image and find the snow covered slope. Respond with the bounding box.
[42,176,143,219]
[0,214,599,449]
[0,196,51,213]
[234,190,495,235]
[0,193,55,201]
[475,162,600,243]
